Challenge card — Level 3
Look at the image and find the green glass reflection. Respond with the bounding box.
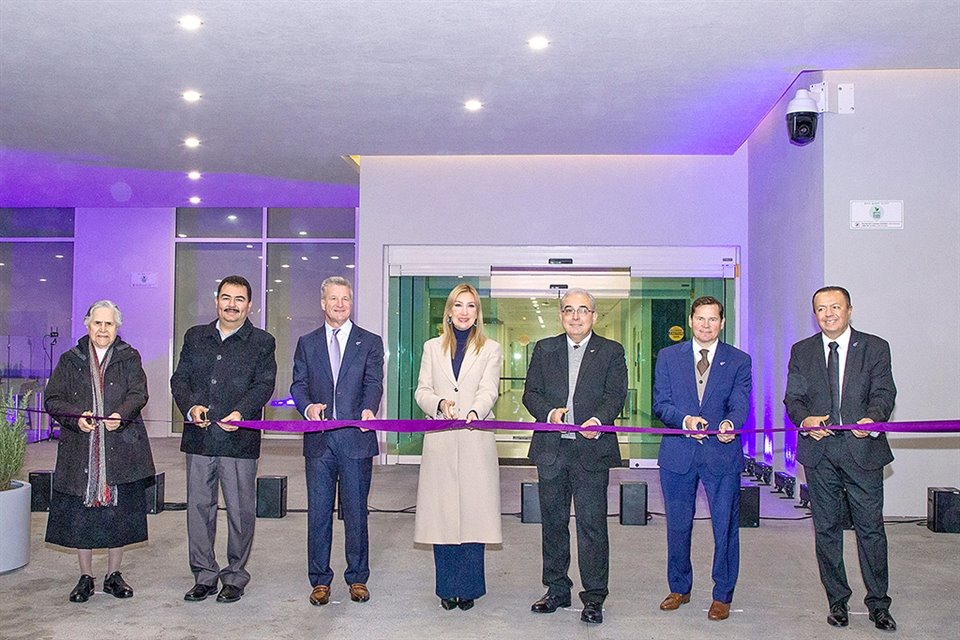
[388,275,735,462]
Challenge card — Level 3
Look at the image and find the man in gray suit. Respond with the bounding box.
[784,286,897,631]
[522,288,627,625]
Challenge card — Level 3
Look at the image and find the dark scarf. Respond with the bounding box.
[84,341,117,507]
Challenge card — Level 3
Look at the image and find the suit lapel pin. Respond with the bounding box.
[719,361,726,366]
[355,341,361,345]
[852,341,859,348]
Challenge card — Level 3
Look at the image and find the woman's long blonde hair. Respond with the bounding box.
[439,283,487,356]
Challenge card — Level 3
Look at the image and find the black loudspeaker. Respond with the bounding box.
[739,483,760,527]
[927,487,960,533]
[29,470,54,512]
[145,472,165,514]
[619,481,648,525]
[521,481,541,524]
[256,475,287,518]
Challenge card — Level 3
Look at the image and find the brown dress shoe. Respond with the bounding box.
[310,585,330,606]
[659,593,690,611]
[708,600,730,621]
[349,583,370,603]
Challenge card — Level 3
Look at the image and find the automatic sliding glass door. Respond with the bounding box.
[384,255,737,466]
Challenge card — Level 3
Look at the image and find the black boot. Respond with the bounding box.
[103,571,133,598]
[69,575,95,603]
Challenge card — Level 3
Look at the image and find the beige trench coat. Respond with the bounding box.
[413,336,503,544]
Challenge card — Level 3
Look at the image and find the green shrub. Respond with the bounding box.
[0,390,29,491]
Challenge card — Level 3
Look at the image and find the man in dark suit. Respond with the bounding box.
[522,288,627,625]
[291,276,384,607]
[784,286,897,632]
[171,275,277,604]
[652,296,752,622]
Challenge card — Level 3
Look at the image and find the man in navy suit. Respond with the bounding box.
[291,276,384,607]
[652,295,752,622]
[523,288,628,625]
[784,286,897,632]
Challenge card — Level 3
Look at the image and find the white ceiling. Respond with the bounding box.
[2,0,958,186]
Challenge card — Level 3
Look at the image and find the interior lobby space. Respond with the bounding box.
[4,438,958,640]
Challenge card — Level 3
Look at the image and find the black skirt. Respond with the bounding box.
[45,479,148,549]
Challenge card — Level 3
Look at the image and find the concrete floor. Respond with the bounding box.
[1,438,957,640]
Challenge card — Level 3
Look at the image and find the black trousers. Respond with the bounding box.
[804,433,891,611]
[537,438,610,606]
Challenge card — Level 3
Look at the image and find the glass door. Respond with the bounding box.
[385,273,736,465]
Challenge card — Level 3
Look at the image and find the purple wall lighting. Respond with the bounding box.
[0,148,359,208]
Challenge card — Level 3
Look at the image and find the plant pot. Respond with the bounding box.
[0,480,31,572]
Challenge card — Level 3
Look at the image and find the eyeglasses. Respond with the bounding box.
[561,305,595,318]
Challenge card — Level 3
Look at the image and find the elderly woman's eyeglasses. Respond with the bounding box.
[561,305,594,318]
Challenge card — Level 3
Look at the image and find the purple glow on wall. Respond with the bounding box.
[0,148,359,208]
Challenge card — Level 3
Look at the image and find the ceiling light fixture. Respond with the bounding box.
[330,255,340,260]
[226,214,237,221]
[182,90,202,103]
[189,196,201,204]
[528,35,550,50]
[298,231,307,236]
[187,170,201,180]
[464,99,483,111]
[54,254,64,259]
[184,137,200,148]
[345,264,355,269]
[178,15,203,30]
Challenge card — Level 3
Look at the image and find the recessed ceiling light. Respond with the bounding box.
[189,196,201,204]
[298,231,307,236]
[184,137,200,148]
[528,35,550,50]
[0,262,5,266]
[274,279,282,283]
[187,170,202,180]
[281,264,290,269]
[464,99,483,111]
[39,278,47,282]
[182,90,202,103]
[178,15,203,30]
[345,264,355,269]
[300,256,308,261]
[54,254,64,259]
[330,255,340,260]
[226,214,237,221]
[177,233,187,238]
[245,244,253,249]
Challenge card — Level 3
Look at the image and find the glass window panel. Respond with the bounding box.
[264,242,356,422]
[176,208,262,239]
[0,242,73,341]
[267,208,356,239]
[0,208,74,237]
[172,242,264,432]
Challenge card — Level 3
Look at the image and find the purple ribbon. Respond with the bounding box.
[11,406,958,436]
[232,417,960,436]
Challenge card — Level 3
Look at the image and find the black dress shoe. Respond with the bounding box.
[103,571,133,598]
[581,602,603,624]
[216,584,244,603]
[457,598,474,611]
[183,583,218,602]
[69,575,95,603]
[440,597,458,610]
[869,608,897,632]
[531,593,571,613]
[827,602,849,627]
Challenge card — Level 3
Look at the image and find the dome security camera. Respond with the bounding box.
[786,89,820,146]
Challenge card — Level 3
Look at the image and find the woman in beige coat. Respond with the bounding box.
[414,283,503,611]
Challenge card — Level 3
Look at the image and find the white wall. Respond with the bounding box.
[822,69,960,515]
[73,208,175,438]
[357,152,749,335]
[747,71,826,471]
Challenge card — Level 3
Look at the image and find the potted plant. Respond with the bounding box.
[0,389,32,572]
